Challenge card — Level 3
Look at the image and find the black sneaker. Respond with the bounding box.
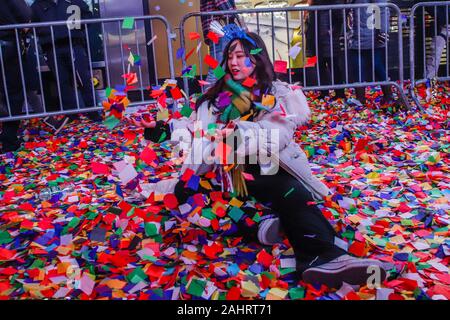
[302,254,388,289]
[43,116,69,134]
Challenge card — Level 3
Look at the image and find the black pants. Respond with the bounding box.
[174,165,347,274]
[44,44,97,118]
[0,41,24,147]
[245,165,347,274]
[318,55,346,98]
[349,49,392,102]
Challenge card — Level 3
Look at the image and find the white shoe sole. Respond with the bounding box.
[302,260,387,289]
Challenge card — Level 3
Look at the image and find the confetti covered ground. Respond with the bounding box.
[0,84,448,300]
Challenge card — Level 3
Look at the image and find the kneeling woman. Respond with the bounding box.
[139,30,387,289]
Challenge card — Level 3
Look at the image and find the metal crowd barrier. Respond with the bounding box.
[179,3,409,107]
[0,15,175,122]
[409,1,450,109]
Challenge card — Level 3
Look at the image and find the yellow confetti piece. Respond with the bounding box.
[266,288,288,300]
[385,243,400,251]
[261,94,275,107]
[241,280,260,298]
[366,172,380,179]
[229,197,243,208]
[199,180,212,190]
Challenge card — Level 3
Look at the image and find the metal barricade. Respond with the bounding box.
[179,3,409,106]
[0,15,175,122]
[409,1,450,108]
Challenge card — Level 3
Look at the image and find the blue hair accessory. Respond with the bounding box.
[222,23,257,47]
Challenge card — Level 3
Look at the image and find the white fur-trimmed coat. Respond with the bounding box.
[152,80,331,200]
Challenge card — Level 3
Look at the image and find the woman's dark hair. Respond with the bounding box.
[195,32,276,110]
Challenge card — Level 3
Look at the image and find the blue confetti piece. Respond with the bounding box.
[115,84,127,92]
[187,175,200,191]
[176,47,185,60]
[115,184,124,198]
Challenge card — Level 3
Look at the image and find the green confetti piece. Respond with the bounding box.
[0,231,12,245]
[201,208,216,220]
[152,288,164,298]
[24,183,37,190]
[228,206,244,222]
[30,259,45,269]
[126,268,147,284]
[252,213,261,223]
[103,115,120,130]
[10,273,19,284]
[122,17,135,30]
[342,230,355,240]
[226,280,238,289]
[207,123,218,135]
[279,268,296,276]
[86,211,98,220]
[183,64,197,78]
[430,189,442,198]
[372,237,387,247]
[142,254,157,262]
[208,123,218,130]
[68,217,80,229]
[289,287,305,300]
[416,263,432,270]
[351,190,361,198]
[228,105,241,120]
[203,227,214,234]
[250,48,263,55]
[157,131,167,143]
[226,78,246,96]
[88,265,96,275]
[305,146,315,157]
[328,208,340,218]
[362,208,375,215]
[401,219,414,227]
[348,206,358,215]
[180,104,193,118]
[284,187,295,198]
[213,65,226,80]
[48,181,58,187]
[126,207,136,217]
[187,278,206,297]
[145,223,158,237]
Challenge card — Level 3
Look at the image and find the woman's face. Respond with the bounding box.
[227,40,255,81]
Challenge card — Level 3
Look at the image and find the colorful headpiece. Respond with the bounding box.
[220,23,257,47]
